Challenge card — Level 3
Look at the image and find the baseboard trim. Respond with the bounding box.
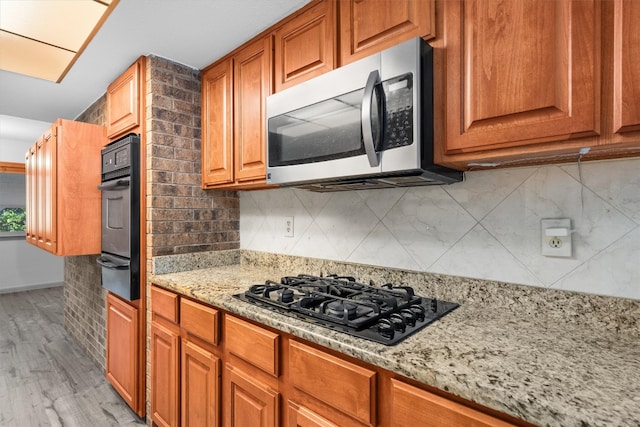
[0,282,64,294]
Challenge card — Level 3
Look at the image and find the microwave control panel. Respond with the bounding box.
[381,73,414,150]
[101,134,139,181]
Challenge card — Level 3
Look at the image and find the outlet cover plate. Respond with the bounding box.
[541,218,572,257]
[284,216,294,238]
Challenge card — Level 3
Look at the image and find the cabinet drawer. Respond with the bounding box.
[224,315,279,376]
[390,379,515,427]
[151,286,179,323]
[180,298,220,345]
[289,340,376,425]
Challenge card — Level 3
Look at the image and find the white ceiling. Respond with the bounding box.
[0,0,310,144]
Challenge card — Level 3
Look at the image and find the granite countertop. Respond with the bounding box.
[150,262,640,427]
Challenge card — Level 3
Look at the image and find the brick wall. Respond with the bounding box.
[146,55,239,257]
[64,95,108,369]
[63,255,106,370]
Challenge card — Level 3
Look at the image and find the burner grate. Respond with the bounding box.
[234,274,458,345]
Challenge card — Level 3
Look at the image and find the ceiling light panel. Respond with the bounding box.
[0,0,118,82]
[0,0,107,51]
[0,30,75,82]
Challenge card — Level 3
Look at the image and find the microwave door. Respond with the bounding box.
[267,54,382,185]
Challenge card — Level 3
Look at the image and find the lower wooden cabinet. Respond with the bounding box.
[289,340,376,426]
[224,364,280,427]
[150,321,180,427]
[150,286,221,427]
[150,285,525,427]
[106,292,140,414]
[182,340,221,427]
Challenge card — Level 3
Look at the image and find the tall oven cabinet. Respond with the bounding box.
[24,119,105,256]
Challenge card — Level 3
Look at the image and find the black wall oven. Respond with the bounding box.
[97,134,140,300]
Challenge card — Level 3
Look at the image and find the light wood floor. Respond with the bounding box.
[0,286,146,427]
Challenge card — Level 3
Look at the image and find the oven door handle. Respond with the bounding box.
[96,255,130,270]
[97,179,130,191]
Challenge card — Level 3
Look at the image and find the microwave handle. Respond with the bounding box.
[362,70,381,167]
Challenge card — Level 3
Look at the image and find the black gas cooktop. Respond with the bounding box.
[234,274,459,345]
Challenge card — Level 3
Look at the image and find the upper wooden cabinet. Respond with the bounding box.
[435,0,640,169]
[339,0,435,65]
[441,0,599,156]
[201,36,272,189]
[24,119,104,256]
[34,130,55,252]
[24,146,38,246]
[274,0,337,91]
[234,37,272,184]
[106,58,144,139]
[202,59,233,186]
[612,0,640,134]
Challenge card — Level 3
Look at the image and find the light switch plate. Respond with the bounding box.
[541,218,572,257]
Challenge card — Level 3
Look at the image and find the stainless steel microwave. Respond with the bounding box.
[266,37,462,191]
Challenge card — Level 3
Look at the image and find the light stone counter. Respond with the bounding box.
[149,251,640,427]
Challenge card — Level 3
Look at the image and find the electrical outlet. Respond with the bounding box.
[284,216,294,238]
[541,218,572,257]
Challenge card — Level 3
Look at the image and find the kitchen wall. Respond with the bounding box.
[240,156,640,301]
[0,115,64,293]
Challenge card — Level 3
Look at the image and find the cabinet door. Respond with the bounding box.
[225,364,279,427]
[106,60,141,139]
[233,36,271,183]
[442,0,599,155]
[106,292,140,413]
[35,128,56,252]
[202,59,234,186]
[151,321,180,427]
[274,0,336,92]
[390,379,515,427]
[612,0,640,133]
[25,144,38,245]
[339,0,435,65]
[182,339,220,427]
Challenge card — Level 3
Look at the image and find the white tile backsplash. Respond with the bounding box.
[240,157,640,300]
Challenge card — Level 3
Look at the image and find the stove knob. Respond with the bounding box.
[409,304,426,321]
[377,319,395,340]
[400,308,417,326]
[389,313,407,333]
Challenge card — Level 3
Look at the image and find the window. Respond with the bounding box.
[0,167,26,238]
[0,207,26,232]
